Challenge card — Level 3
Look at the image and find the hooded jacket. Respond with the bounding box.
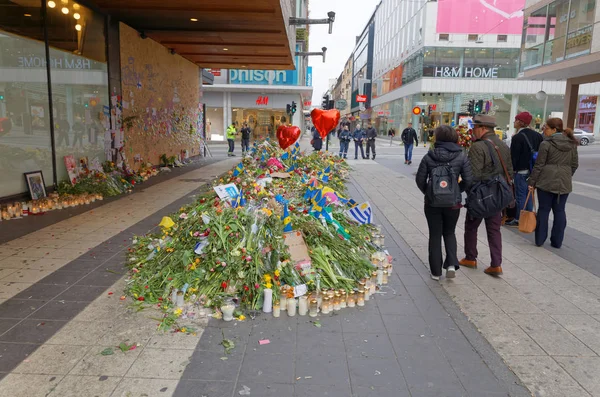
[528,133,578,194]
[468,131,513,182]
[415,141,473,204]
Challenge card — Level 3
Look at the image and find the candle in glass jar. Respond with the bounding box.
[287,298,297,316]
[322,296,331,314]
[340,290,347,308]
[386,263,393,275]
[370,272,378,293]
[221,302,235,322]
[309,299,318,317]
[273,301,281,318]
[383,270,389,285]
[377,268,384,285]
[298,296,308,316]
[347,291,356,307]
[357,289,365,307]
[1,210,10,221]
[6,204,15,217]
[327,289,335,299]
[333,293,341,311]
[364,285,370,301]
[280,288,288,311]
[176,291,184,308]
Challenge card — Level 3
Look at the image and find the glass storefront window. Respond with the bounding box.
[520,6,548,71]
[493,49,519,78]
[565,0,595,59]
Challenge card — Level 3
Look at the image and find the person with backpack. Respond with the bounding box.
[461,115,513,277]
[528,118,579,248]
[388,127,396,146]
[401,122,419,165]
[416,126,473,280]
[505,112,543,227]
[338,124,352,159]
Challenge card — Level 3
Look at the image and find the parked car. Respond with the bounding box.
[573,128,595,146]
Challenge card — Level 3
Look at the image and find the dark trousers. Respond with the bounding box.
[366,139,376,158]
[536,189,569,248]
[227,139,234,154]
[425,205,460,277]
[354,141,365,159]
[514,172,532,220]
[464,212,503,267]
[404,143,414,162]
[241,139,250,153]
[57,131,69,146]
[339,140,349,158]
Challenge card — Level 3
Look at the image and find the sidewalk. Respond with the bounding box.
[351,158,600,397]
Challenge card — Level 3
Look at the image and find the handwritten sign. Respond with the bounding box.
[293,284,308,298]
[214,183,239,201]
[283,231,310,263]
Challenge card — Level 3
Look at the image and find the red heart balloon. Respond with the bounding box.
[311,109,340,139]
[277,125,301,150]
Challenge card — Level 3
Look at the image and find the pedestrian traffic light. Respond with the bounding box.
[291,101,297,115]
[322,94,330,109]
[286,104,291,114]
[0,94,4,101]
[467,100,475,116]
[475,100,483,114]
[412,106,422,116]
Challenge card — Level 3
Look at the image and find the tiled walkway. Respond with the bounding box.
[358,152,600,397]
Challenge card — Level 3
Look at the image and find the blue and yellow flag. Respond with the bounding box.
[319,166,331,183]
[347,198,358,208]
[281,151,290,161]
[282,203,293,232]
[287,163,297,172]
[310,196,327,216]
[232,162,244,177]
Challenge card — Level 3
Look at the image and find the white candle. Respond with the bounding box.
[280,295,287,311]
[221,303,235,321]
[287,298,297,316]
[298,296,308,316]
[263,288,273,313]
[273,302,281,317]
[377,269,384,285]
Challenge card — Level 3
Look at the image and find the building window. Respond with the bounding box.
[468,34,478,42]
[438,34,449,41]
[497,35,507,42]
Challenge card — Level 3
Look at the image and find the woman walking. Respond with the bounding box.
[416,126,473,280]
[528,118,579,248]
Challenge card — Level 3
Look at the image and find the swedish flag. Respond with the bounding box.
[287,163,296,172]
[282,203,293,232]
[310,196,327,215]
[281,151,290,161]
[312,187,323,203]
[347,198,358,208]
[294,142,300,152]
[231,189,242,208]
[303,186,314,200]
[232,162,244,177]
[319,166,331,183]
[260,150,266,162]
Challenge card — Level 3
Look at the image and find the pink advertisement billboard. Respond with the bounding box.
[436,0,525,35]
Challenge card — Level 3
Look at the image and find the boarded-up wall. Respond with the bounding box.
[119,23,201,167]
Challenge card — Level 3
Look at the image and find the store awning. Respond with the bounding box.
[94,0,295,70]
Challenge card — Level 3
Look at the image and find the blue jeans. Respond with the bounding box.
[241,139,250,153]
[227,139,234,154]
[514,172,532,220]
[536,189,569,248]
[404,143,414,161]
[339,140,349,158]
[354,141,365,159]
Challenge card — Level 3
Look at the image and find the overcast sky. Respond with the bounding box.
[308,0,380,105]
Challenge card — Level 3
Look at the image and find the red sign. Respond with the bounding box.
[303,100,312,107]
[356,95,367,103]
[210,69,221,76]
[256,96,269,106]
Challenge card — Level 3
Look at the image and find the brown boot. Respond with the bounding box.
[484,266,503,276]
[459,258,477,269]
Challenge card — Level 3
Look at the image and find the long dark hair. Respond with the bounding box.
[546,118,577,145]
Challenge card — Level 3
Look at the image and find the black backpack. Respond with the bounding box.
[426,156,460,207]
[465,140,514,218]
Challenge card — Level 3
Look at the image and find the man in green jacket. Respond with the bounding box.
[460,115,513,277]
[226,123,238,157]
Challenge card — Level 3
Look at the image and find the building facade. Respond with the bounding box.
[351,11,377,122]
[363,0,600,138]
[520,0,600,133]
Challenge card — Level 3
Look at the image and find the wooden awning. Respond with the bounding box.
[95,0,295,70]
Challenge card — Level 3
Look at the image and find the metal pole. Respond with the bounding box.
[542,95,548,123]
[42,0,58,188]
[326,131,330,151]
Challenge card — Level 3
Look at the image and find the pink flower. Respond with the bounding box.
[221,262,227,267]
[255,283,260,289]
[193,231,200,237]
[132,268,139,273]
[246,256,252,262]
[179,213,188,220]
[210,268,215,272]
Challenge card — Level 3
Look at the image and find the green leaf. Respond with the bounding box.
[312,321,322,328]
[100,348,114,356]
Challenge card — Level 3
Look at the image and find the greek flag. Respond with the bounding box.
[346,202,372,224]
[232,162,244,177]
[282,203,293,232]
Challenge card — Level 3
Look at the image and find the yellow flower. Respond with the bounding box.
[195,258,200,264]
[238,315,246,321]
[180,327,187,333]
[189,263,196,270]
[265,282,273,289]
[156,247,160,252]
[174,308,183,316]
[264,274,272,282]
[274,270,280,277]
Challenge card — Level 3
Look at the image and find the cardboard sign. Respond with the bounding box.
[283,231,310,263]
[271,172,291,179]
[63,155,78,185]
[214,183,239,201]
[293,284,308,298]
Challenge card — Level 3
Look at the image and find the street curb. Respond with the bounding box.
[348,174,532,397]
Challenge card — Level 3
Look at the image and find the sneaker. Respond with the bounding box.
[459,258,477,268]
[408,160,412,165]
[505,219,519,227]
[430,274,440,281]
[484,266,503,276]
[446,266,456,279]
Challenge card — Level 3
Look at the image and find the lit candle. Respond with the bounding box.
[340,290,347,308]
[280,287,287,311]
[273,301,281,318]
[370,272,378,293]
[357,289,365,307]
[6,204,15,217]
[322,296,330,314]
[287,298,297,316]
[377,268,384,285]
[298,296,308,316]
[383,270,389,285]
[263,288,273,313]
[309,299,318,317]
[347,291,356,308]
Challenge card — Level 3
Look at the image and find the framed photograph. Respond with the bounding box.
[24,171,47,200]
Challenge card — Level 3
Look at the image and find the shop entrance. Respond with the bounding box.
[232,109,286,140]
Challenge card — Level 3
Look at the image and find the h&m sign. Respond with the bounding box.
[433,66,499,78]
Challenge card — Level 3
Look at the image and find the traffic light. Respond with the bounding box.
[328,99,334,110]
[291,101,297,115]
[286,104,291,114]
[412,106,422,116]
[321,94,330,109]
[475,100,483,114]
[467,100,475,116]
[0,94,4,100]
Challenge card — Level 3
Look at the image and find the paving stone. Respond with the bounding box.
[383,314,431,336]
[347,356,409,390]
[46,320,111,346]
[294,350,350,386]
[37,270,87,286]
[53,285,110,302]
[297,315,343,333]
[0,319,68,344]
[195,323,250,355]
[343,332,395,359]
[295,383,353,397]
[0,298,47,319]
[376,297,420,315]
[47,375,120,397]
[182,349,243,381]
[11,283,68,301]
[173,380,235,397]
[297,327,345,354]
[113,378,179,397]
[551,314,600,355]
[238,351,295,384]
[75,269,123,287]
[248,321,297,355]
[69,345,142,376]
[28,300,90,321]
[127,347,194,380]
[352,385,411,397]
[0,318,19,335]
[340,308,386,334]
[554,356,600,397]
[0,373,62,397]
[13,344,90,375]
[0,342,41,372]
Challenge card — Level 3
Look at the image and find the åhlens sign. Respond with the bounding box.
[229,69,298,86]
[433,66,499,78]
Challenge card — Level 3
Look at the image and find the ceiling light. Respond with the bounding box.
[74,13,80,19]
[75,24,81,31]
[61,0,68,4]
[190,18,198,22]
[223,48,229,51]
[47,1,56,8]
[61,7,69,14]
[73,3,80,9]
[24,13,32,17]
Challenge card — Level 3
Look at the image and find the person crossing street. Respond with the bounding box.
[401,122,419,165]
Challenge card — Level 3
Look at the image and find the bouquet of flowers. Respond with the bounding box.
[457,125,473,150]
